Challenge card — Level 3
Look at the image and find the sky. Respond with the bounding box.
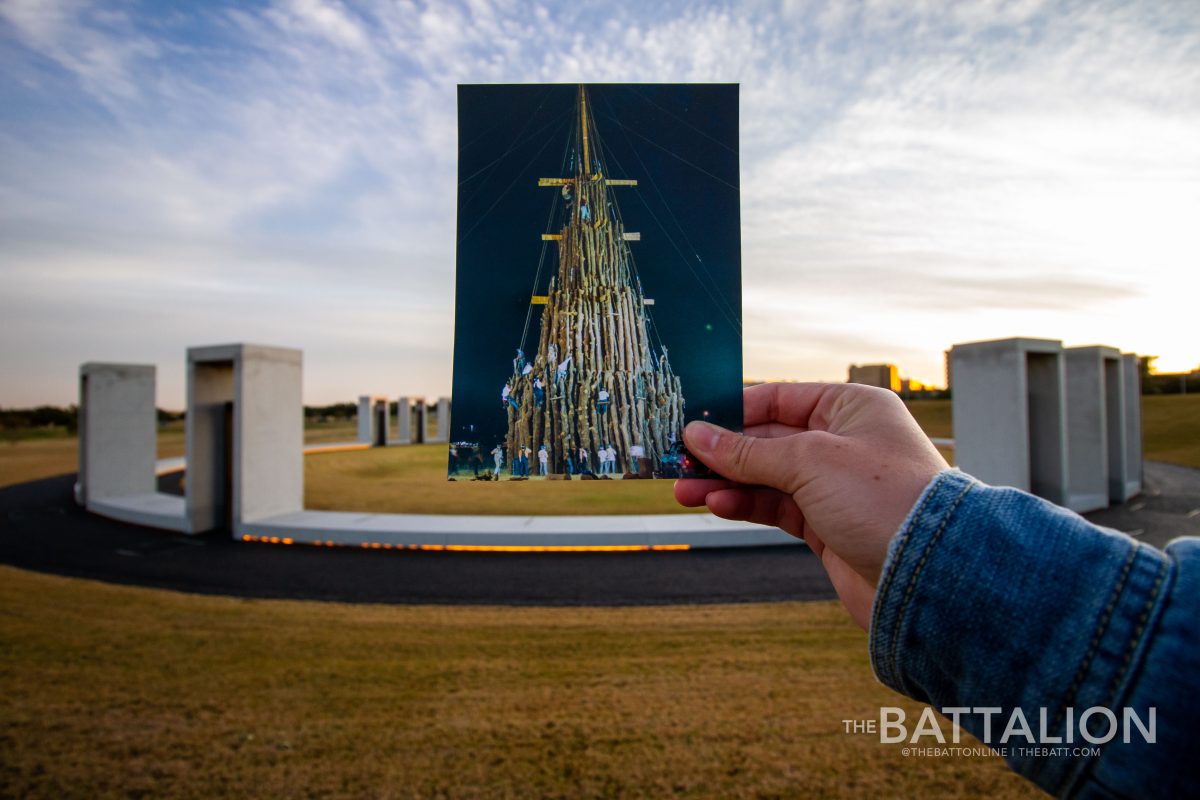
[1,0,1197,409]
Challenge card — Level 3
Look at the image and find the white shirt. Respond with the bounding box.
[630,445,644,458]
[598,389,609,401]
[522,363,533,375]
[538,449,548,463]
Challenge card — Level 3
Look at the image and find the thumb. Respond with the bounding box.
[684,421,796,490]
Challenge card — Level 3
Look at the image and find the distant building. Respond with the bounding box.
[848,363,901,393]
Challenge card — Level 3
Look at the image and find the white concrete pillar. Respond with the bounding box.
[429,397,451,443]
[403,398,427,448]
[413,398,427,444]
[1118,353,1143,501]
[186,344,303,535]
[77,363,156,506]
[357,395,372,443]
[356,395,389,446]
[396,396,413,444]
[372,397,388,446]
[1064,346,1122,513]
[950,337,1068,505]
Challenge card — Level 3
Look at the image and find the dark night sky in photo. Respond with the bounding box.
[450,83,742,449]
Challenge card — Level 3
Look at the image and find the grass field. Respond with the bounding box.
[305,444,695,515]
[4,397,1191,797]
[903,396,1200,471]
[0,566,1038,799]
[3,395,1196,513]
[903,399,953,440]
[1140,394,1200,469]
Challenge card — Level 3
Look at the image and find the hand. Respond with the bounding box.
[674,383,948,629]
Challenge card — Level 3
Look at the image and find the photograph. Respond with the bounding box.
[449,83,742,481]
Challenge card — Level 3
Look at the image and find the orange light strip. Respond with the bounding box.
[240,534,689,553]
[303,443,371,455]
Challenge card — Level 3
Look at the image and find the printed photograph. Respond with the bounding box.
[449,83,742,481]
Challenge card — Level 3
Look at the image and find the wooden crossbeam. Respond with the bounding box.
[531,296,548,305]
[643,299,655,306]
[538,178,638,187]
[541,233,563,241]
[623,232,640,241]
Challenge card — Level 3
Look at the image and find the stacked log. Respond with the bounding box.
[504,168,685,475]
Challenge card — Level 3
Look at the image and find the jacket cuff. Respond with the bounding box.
[866,468,1179,796]
[868,469,975,694]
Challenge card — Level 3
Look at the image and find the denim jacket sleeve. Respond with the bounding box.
[869,469,1198,799]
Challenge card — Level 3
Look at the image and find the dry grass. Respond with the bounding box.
[1141,394,1200,469]
[303,419,360,444]
[4,395,1194,510]
[0,423,185,489]
[906,396,1200,470]
[0,422,348,491]
[305,444,694,515]
[0,566,1037,800]
[903,399,952,440]
[0,436,82,490]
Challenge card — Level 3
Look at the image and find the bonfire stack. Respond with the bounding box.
[505,89,685,474]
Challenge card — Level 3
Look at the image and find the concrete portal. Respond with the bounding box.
[950,337,1068,505]
[1119,353,1143,501]
[187,344,303,535]
[1065,346,1124,512]
[400,396,427,444]
[77,362,190,532]
[357,395,390,446]
[396,396,413,444]
[430,397,451,443]
[78,345,785,549]
[77,363,156,506]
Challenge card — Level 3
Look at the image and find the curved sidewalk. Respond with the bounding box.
[137,447,799,551]
[0,473,834,606]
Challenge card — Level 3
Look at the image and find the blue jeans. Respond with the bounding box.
[872,470,1198,798]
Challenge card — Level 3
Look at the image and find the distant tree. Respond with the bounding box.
[304,402,356,420]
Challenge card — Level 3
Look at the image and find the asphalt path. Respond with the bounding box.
[0,472,836,606]
[3,462,1196,606]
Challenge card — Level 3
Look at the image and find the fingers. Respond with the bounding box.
[683,420,799,491]
[743,421,807,439]
[743,382,838,429]
[703,486,806,539]
[675,480,807,539]
[673,478,735,507]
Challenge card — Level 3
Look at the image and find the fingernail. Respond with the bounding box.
[686,420,721,453]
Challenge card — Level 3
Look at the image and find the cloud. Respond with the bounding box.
[1,0,1198,404]
[269,0,372,52]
